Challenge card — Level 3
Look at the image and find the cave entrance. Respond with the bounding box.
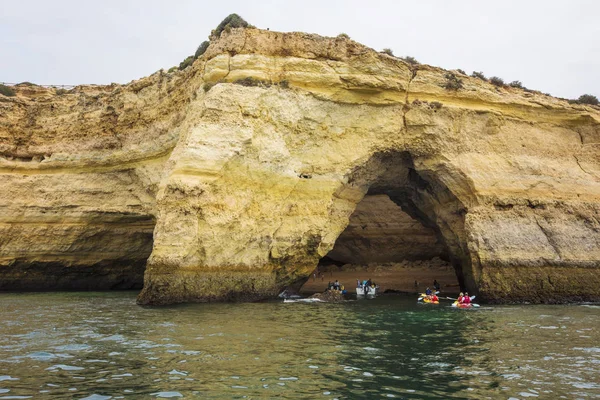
[300,151,470,296]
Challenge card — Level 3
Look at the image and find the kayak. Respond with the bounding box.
[421,298,439,304]
[452,301,479,308]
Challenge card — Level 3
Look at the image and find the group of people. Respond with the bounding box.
[457,292,471,305]
[357,278,376,289]
[327,280,345,291]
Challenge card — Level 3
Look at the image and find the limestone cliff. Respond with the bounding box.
[1,27,599,303]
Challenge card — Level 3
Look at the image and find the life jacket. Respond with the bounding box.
[463,296,471,304]
[457,296,464,303]
[432,295,439,302]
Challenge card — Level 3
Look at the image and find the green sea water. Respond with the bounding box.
[0,292,598,399]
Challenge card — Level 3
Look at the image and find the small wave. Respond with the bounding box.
[519,392,539,397]
[572,347,600,353]
[572,382,600,389]
[80,395,112,400]
[111,373,133,378]
[0,377,18,382]
[100,335,126,342]
[362,347,378,351]
[168,370,187,376]
[45,364,84,371]
[54,344,91,351]
[150,392,183,398]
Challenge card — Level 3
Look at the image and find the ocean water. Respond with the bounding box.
[0,292,598,399]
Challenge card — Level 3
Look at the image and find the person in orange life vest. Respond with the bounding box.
[431,293,439,302]
[457,292,464,303]
[463,292,471,305]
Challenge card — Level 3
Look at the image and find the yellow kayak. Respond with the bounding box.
[418,295,439,304]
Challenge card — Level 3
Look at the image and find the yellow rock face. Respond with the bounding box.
[1,28,599,303]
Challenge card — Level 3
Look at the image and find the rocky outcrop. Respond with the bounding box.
[1,27,599,303]
[0,69,196,289]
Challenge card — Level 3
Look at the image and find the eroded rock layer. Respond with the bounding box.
[1,28,599,303]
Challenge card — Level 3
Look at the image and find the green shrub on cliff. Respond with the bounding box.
[0,84,16,97]
[381,48,394,56]
[177,14,254,71]
[178,41,210,71]
[402,56,419,65]
[178,55,195,70]
[443,72,463,91]
[194,41,210,58]
[214,14,252,38]
[471,71,487,81]
[509,80,524,89]
[490,76,505,87]
[576,94,599,105]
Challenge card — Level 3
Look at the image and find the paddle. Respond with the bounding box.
[445,295,476,301]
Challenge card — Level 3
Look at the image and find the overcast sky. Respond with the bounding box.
[1,0,599,99]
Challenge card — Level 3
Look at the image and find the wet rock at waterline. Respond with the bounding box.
[309,290,347,303]
[1,27,600,304]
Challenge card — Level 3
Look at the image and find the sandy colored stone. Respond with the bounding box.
[1,27,599,303]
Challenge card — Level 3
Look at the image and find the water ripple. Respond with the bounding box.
[0,293,597,398]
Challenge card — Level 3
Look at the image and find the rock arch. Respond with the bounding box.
[325,150,475,293]
[135,81,485,305]
[137,72,600,304]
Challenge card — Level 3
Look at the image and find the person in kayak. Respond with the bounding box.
[425,287,432,296]
[430,293,439,302]
[433,280,440,292]
[463,292,471,305]
[457,292,465,303]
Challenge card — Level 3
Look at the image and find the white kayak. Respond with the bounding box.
[356,285,378,296]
